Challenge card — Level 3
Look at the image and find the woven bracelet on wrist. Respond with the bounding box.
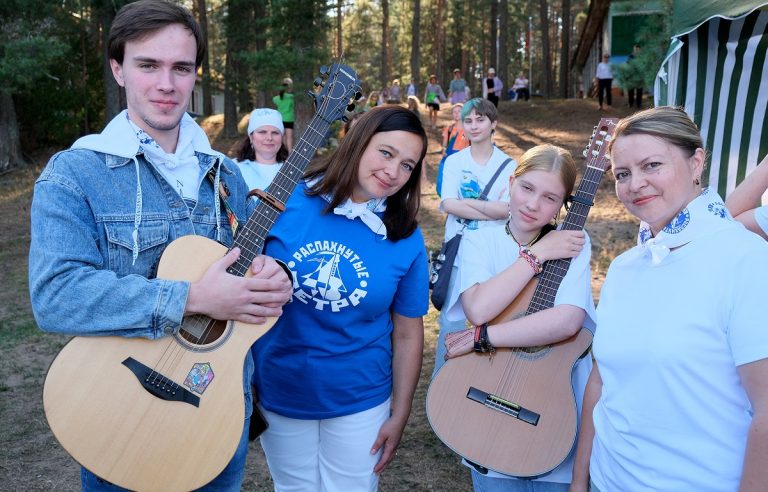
[519,248,542,275]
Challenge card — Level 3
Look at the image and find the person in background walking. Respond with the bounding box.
[595,54,613,110]
[448,68,469,104]
[482,67,503,107]
[436,103,469,197]
[387,79,402,103]
[406,78,417,99]
[424,74,447,131]
[273,77,295,152]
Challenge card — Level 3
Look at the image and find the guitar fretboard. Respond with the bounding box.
[225,116,333,278]
[525,125,614,315]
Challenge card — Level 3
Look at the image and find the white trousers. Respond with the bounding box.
[258,399,390,492]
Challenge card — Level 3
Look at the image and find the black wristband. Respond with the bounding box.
[473,323,495,354]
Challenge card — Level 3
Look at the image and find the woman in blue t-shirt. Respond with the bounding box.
[252,106,430,491]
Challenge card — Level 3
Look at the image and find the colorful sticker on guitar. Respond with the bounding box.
[184,362,215,395]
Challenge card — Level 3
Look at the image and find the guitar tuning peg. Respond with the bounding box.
[355,91,363,100]
[313,77,323,87]
[305,89,315,99]
[319,65,329,77]
[347,103,356,112]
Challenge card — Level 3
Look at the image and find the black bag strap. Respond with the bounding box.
[478,157,513,201]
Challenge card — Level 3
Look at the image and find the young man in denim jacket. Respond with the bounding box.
[28,1,292,490]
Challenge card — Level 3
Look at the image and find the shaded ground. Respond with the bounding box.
[0,96,640,491]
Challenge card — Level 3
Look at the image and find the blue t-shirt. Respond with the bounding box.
[252,183,429,419]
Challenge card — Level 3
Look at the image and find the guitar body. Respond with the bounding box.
[43,235,275,492]
[426,277,593,477]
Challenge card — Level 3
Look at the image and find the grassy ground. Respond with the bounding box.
[0,97,639,491]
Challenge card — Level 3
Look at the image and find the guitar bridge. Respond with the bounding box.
[122,357,200,407]
[466,387,539,426]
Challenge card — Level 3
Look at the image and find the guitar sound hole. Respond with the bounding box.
[514,345,552,360]
[176,315,229,351]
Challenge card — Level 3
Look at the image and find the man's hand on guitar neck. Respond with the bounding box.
[186,247,293,324]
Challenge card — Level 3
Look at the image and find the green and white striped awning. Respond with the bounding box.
[655,2,768,198]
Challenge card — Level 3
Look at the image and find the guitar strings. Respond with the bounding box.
[493,133,609,400]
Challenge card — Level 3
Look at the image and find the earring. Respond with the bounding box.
[694,177,701,185]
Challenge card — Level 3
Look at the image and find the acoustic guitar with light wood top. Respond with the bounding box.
[426,118,617,478]
[42,62,360,492]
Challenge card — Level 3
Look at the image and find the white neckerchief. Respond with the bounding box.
[128,116,201,202]
[331,197,388,238]
[308,178,389,239]
[637,187,733,265]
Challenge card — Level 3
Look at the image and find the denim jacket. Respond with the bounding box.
[29,111,256,415]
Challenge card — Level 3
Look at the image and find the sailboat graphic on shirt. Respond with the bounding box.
[302,252,347,301]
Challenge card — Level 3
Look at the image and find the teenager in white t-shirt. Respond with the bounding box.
[725,152,768,240]
[570,107,768,492]
[235,108,288,191]
[433,98,516,376]
[443,145,595,491]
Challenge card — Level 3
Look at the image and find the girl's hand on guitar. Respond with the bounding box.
[529,230,585,262]
[186,248,292,324]
[444,329,475,359]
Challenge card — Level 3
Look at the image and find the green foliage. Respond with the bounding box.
[634,4,673,90]
[614,57,645,89]
[0,5,69,93]
[1,0,106,146]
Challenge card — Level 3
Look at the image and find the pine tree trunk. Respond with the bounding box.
[539,0,553,97]
[435,0,445,83]
[498,0,509,100]
[0,92,28,173]
[336,0,343,57]
[411,0,421,90]
[560,0,571,98]
[381,0,390,90]
[490,0,498,73]
[196,0,213,116]
[101,8,122,124]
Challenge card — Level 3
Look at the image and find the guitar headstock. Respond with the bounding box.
[308,63,362,124]
[582,117,619,173]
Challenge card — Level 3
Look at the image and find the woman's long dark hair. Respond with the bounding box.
[235,135,289,163]
[305,106,427,241]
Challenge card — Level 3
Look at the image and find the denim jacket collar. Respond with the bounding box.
[70,110,234,174]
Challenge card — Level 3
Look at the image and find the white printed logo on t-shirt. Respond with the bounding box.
[288,240,369,312]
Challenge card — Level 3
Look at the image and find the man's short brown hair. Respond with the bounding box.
[108,0,205,67]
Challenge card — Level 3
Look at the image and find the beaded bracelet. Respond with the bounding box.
[473,323,495,354]
[519,247,542,275]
